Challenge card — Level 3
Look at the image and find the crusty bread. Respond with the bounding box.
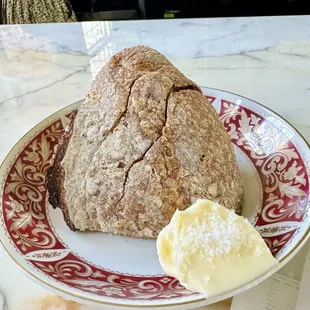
[46,45,243,239]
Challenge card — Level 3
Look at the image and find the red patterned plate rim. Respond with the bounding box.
[0,87,310,309]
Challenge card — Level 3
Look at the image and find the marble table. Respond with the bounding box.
[0,15,310,309]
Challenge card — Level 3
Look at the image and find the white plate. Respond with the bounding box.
[0,87,310,309]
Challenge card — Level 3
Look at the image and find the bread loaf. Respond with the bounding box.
[46,45,243,239]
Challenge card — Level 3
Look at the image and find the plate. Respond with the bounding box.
[0,87,310,309]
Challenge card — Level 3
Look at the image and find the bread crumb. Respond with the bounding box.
[17,294,80,310]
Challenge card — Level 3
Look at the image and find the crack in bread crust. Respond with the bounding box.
[114,85,201,210]
[81,74,146,223]
[83,73,146,181]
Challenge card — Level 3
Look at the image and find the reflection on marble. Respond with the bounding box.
[0,16,310,163]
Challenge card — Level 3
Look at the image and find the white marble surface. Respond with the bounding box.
[1,16,310,163]
[0,15,310,309]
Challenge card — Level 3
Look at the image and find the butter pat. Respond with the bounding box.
[156,199,279,298]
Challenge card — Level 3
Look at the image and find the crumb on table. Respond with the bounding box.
[17,294,80,310]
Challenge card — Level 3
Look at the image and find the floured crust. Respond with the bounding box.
[46,45,243,238]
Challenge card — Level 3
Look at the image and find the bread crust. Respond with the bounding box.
[46,45,243,238]
[46,110,78,231]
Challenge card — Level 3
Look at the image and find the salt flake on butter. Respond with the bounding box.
[156,199,279,298]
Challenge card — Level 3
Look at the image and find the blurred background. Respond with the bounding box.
[70,0,310,21]
[1,0,310,24]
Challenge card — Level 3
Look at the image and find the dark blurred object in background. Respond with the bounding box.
[70,0,138,21]
[142,0,310,19]
[69,0,310,21]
